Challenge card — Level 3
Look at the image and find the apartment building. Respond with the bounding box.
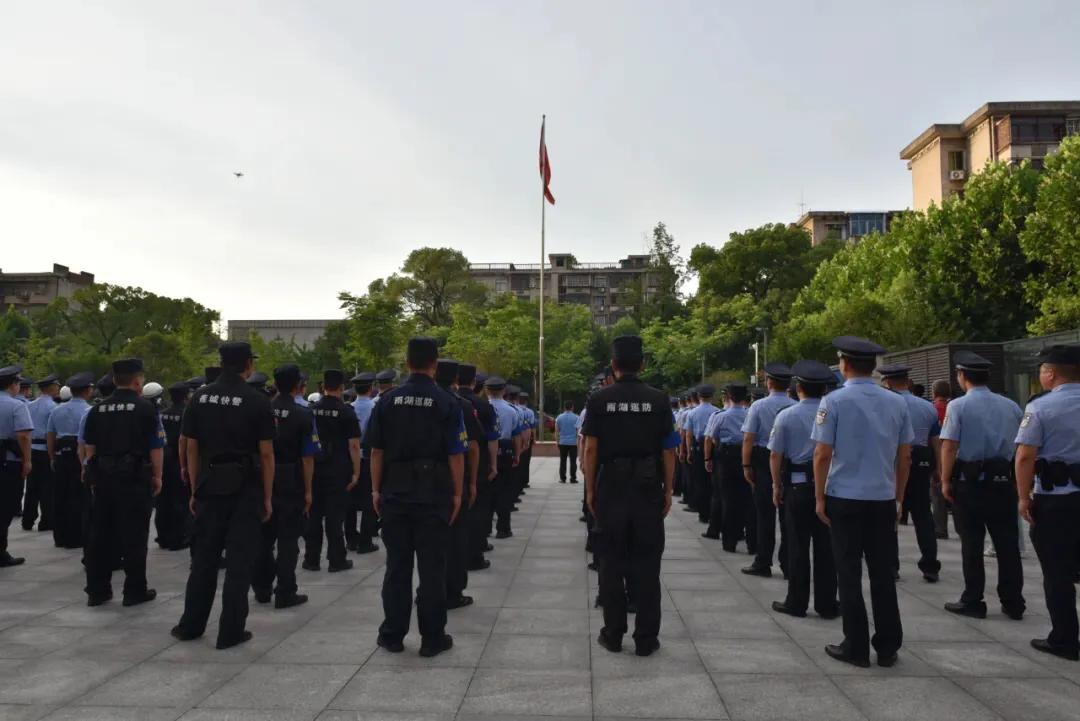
[793,210,905,246]
[0,263,95,315]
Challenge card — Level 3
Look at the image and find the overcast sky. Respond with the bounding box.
[3,1,1078,322]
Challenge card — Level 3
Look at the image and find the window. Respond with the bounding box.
[563,274,591,288]
[848,213,887,238]
[494,279,508,293]
[1067,117,1080,137]
[948,150,965,172]
[824,223,847,241]
[1011,116,1066,144]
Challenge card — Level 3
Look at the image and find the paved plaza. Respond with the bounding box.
[0,456,1078,720]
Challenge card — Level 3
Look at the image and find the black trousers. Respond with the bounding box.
[521,446,532,490]
[0,462,21,554]
[705,458,724,536]
[52,452,85,549]
[469,476,494,562]
[559,444,578,482]
[596,477,665,642]
[23,449,52,530]
[827,497,902,660]
[254,490,303,599]
[721,454,755,552]
[752,456,787,573]
[901,462,939,574]
[84,476,152,598]
[494,466,516,534]
[304,478,347,568]
[379,500,450,642]
[154,458,189,550]
[345,458,378,546]
[783,483,837,615]
[692,446,710,522]
[177,485,261,644]
[1031,493,1080,652]
[952,480,1024,612]
[446,486,470,598]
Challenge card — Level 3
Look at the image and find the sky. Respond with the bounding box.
[3,0,1079,323]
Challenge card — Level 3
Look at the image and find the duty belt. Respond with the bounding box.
[1035,459,1080,493]
[783,461,814,487]
[716,442,741,460]
[55,437,79,455]
[955,458,1012,485]
[911,445,933,469]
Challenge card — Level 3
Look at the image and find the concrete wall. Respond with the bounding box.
[967,119,993,173]
[909,139,944,211]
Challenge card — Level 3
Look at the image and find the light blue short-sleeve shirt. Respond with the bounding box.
[768,399,819,467]
[1,393,34,461]
[939,386,1022,462]
[1015,383,1080,495]
[811,378,914,501]
[555,412,580,445]
[685,402,717,441]
[711,406,747,445]
[47,398,92,439]
[899,391,941,447]
[742,392,796,447]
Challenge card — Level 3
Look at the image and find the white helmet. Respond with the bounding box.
[59,385,72,401]
[307,392,322,404]
[143,382,164,400]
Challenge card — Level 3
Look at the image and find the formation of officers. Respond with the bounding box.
[0,336,537,655]
[2,334,1079,665]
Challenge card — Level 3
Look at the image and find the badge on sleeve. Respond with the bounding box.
[815,408,827,425]
[1020,412,1032,429]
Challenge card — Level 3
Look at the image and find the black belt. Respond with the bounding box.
[955,458,1012,484]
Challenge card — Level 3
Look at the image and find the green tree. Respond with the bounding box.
[338,280,413,372]
[385,248,488,329]
[122,331,197,382]
[0,307,31,365]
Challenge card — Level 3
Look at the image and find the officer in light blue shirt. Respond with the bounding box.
[24,374,60,532]
[812,337,912,668]
[555,402,580,484]
[485,377,523,538]
[294,371,310,408]
[878,364,942,583]
[47,372,95,549]
[704,384,752,548]
[937,351,1025,621]
[684,385,717,524]
[769,360,838,619]
[0,365,33,566]
[741,363,796,577]
[1015,344,1080,661]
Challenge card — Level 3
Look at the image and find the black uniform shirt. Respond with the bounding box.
[161,402,185,463]
[460,389,499,443]
[83,388,165,458]
[582,375,681,464]
[180,372,274,460]
[366,373,467,462]
[272,394,318,465]
[311,395,360,465]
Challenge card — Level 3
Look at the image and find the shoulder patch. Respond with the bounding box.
[1020,412,1032,429]
[815,408,827,425]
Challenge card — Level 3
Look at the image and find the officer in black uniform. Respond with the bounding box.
[303,369,361,573]
[47,372,94,551]
[368,337,467,657]
[247,371,271,395]
[82,358,165,607]
[458,363,498,571]
[375,369,397,398]
[254,364,317,609]
[172,342,275,650]
[156,381,191,551]
[583,335,679,657]
[435,359,482,609]
[346,372,379,553]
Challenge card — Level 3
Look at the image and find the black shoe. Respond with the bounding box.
[594,595,602,609]
[922,571,940,583]
[484,543,494,552]
[817,608,841,620]
[559,479,566,484]
[1030,638,1079,661]
[635,638,660,657]
[944,601,986,619]
[627,602,638,615]
[254,588,272,604]
[21,523,33,532]
[354,542,380,554]
[122,589,157,607]
[597,630,622,653]
[328,560,354,573]
[587,561,599,571]
[495,531,513,539]
[38,525,52,532]
[825,644,870,668]
[579,515,587,522]
[0,553,25,568]
[1002,607,1025,621]
[701,531,720,540]
[419,634,453,657]
[302,561,320,572]
[87,591,113,607]
[275,593,308,609]
[216,630,253,650]
[511,506,520,512]
[935,532,949,540]
[722,545,739,553]
[467,559,491,571]
[741,565,771,578]
[877,652,899,668]
[569,479,578,484]
[447,595,474,610]
[771,601,806,618]
[377,635,404,653]
[170,625,201,641]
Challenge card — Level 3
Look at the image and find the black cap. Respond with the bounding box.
[186,376,205,390]
[764,362,793,381]
[792,360,834,383]
[506,384,521,397]
[97,373,115,395]
[247,371,269,387]
[457,363,477,386]
[19,376,32,387]
[168,380,189,393]
[833,336,886,359]
[876,363,911,380]
[474,371,488,388]
[66,372,95,390]
[954,351,991,371]
[435,359,459,386]
[376,369,397,383]
[1038,344,1080,366]
[112,358,144,375]
[351,371,376,385]
[323,369,345,387]
[697,383,716,398]
[725,383,749,402]
[485,375,507,390]
[274,364,302,390]
[0,364,23,384]
[407,337,438,367]
[750,387,767,400]
[520,391,530,399]
[612,335,643,366]
[670,397,679,407]
[217,342,256,367]
[36,374,60,387]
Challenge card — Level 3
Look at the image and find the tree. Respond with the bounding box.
[0,307,31,365]
[122,331,196,383]
[384,248,488,329]
[644,221,687,323]
[337,280,413,372]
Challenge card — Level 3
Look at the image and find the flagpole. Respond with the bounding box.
[538,115,546,444]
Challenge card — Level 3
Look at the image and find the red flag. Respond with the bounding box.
[539,117,555,205]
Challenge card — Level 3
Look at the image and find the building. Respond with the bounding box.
[793,210,905,247]
[227,319,333,348]
[468,253,657,326]
[0,263,95,315]
[901,101,1080,211]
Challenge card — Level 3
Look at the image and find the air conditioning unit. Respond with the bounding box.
[949,169,966,181]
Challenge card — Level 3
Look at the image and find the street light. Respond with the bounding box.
[755,326,768,368]
[750,342,759,386]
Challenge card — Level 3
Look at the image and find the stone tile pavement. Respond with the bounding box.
[0,457,1077,720]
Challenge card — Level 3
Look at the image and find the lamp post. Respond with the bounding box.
[750,342,760,386]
